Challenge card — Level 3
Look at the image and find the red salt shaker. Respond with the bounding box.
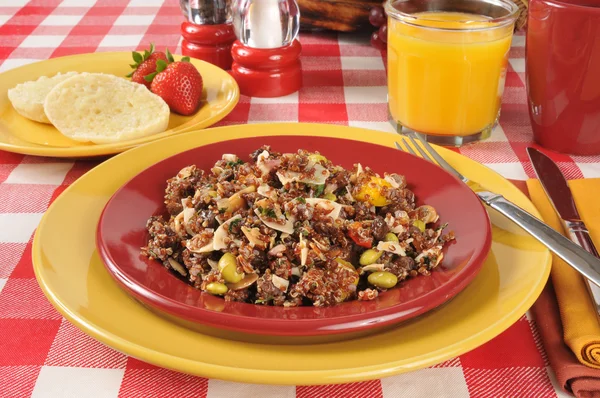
[230,0,302,98]
[179,0,235,70]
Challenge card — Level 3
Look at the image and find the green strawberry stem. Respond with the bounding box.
[156,59,168,72]
[166,48,174,63]
[132,51,142,64]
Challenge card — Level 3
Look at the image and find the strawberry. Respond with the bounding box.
[148,50,203,116]
[126,43,167,89]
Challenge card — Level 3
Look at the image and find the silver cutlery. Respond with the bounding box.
[394,131,600,287]
[528,147,600,314]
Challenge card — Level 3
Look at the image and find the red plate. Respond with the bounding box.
[96,136,491,339]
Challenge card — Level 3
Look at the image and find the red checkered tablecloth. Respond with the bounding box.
[1,1,600,397]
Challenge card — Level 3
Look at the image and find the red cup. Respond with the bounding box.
[526,0,600,155]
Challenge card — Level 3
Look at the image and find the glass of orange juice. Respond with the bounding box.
[385,0,519,146]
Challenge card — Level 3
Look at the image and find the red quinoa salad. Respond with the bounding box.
[141,146,455,307]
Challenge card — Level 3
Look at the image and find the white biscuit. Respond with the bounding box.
[44,73,170,144]
[8,71,79,124]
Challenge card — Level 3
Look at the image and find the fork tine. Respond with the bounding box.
[395,139,417,156]
[406,132,435,163]
[410,132,465,180]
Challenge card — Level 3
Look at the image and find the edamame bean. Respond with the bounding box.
[308,154,327,163]
[335,258,359,285]
[359,249,383,266]
[384,233,399,243]
[218,253,244,283]
[368,271,398,289]
[335,258,355,270]
[206,282,228,295]
[412,219,426,233]
[323,193,337,201]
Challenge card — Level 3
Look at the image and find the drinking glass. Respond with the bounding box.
[385,0,519,146]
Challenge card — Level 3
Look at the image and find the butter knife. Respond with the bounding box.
[527,147,600,313]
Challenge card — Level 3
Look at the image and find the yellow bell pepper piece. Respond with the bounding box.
[354,177,392,206]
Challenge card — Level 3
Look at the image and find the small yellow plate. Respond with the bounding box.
[0,52,239,158]
[32,123,551,385]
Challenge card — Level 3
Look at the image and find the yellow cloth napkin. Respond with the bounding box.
[527,178,600,369]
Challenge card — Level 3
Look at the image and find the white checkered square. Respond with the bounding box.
[0,213,44,243]
[114,15,156,26]
[32,367,124,398]
[344,86,387,104]
[6,162,73,185]
[58,0,97,6]
[341,56,385,70]
[99,34,144,48]
[0,15,12,25]
[349,121,396,134]
[509,58,526,72]
[487,125,509,142]
[19,35,67,48]
[484,162,528,180]
[0,58,38,73]
[381,368,470,398]
[207,380,295,398]
[128,0,165,6]
[511,36,526,47]
[251,91,299,104]
[0,278,6,295]
[41,15,84,26]
[3,0,28,6]
[577,162,600,178]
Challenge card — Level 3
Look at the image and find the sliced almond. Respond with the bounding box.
[254,208,294,234]
[304,198,343,220]
[377,241,407,256]
[276,163,330,186]
[168,258,187,276]
[272,274,290,292]
[213,214,242,250]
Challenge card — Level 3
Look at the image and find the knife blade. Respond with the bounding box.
[527,147,600,315]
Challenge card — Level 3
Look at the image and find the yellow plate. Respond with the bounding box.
[32,123,551,385]
[0,52,239,158]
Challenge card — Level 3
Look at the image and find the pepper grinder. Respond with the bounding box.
[230,0,302,97]
[180,0,235,70]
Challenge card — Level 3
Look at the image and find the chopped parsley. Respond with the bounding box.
[312,184,325,197]
[229,218,242,228]
[260,207,277,218]
[296,196,306,204]
[218,208,227,214]
[301,230,309,237]
[226,159,244,167]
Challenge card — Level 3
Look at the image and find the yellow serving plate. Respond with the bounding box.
[32,123,551,385]
[0,52,239,158]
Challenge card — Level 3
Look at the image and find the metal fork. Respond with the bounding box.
[395,131,600,288]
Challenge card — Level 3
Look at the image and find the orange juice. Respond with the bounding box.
[387,12,514,137]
